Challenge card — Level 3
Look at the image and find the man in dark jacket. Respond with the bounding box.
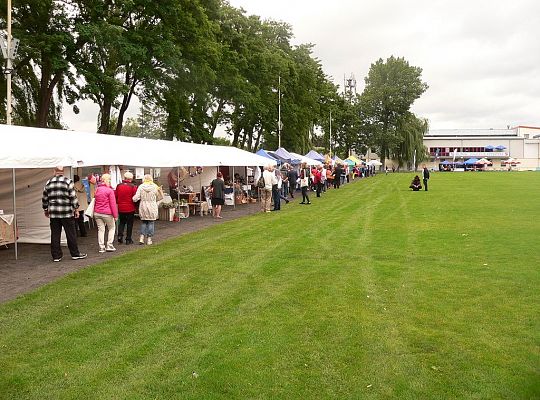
[422,165,430,191]
[333,164,343,189]
[287,166,298,198]
[115,171,138,244]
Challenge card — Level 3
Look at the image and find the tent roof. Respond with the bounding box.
[272,147,301,164]
[304,150,325,162]
[345,155,362,164]
[0,125,275,168]
[255,149,279,162]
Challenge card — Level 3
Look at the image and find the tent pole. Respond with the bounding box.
[12,168,17,260]
[232,166,236,209]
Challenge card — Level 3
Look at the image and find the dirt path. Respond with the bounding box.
[0,201,275,303]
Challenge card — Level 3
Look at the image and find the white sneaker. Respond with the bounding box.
[147,237,153,245]
[98,248,105,253]
[106,245,116,252]
[139,234,145,245]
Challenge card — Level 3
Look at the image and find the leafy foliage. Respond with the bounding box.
[1,3,428,164]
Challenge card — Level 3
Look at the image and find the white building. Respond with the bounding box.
[422,126,540,170]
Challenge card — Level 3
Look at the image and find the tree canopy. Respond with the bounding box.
[1,2,429,167]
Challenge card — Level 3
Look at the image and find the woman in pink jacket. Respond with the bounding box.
[94,173,119,253]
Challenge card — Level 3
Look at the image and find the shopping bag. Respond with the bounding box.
[84,198,95,218]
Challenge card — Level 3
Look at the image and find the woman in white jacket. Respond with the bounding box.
[133,174,163,245]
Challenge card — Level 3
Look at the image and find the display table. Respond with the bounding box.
[0,214,16,246]
[178,192,199,203]
[176,204,190,219]
[187,202,204,216]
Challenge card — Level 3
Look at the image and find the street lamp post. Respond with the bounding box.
[6,0,12,125]
[278,75,281,148]
[329,110,332,157]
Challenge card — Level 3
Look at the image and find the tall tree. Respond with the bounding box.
[0,0,80,127]
[359,56,428,167]
[392,112,429,169]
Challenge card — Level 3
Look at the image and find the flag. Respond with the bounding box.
[452,148,458,162]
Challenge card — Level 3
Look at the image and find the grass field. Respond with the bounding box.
[1,172,539,399]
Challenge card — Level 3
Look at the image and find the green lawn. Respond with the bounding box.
[1,172,539,399]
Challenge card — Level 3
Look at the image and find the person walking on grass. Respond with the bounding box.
[299,163,311,205]
[261,165,274,213]
[115,171,138,244]
[422,164,430,191]
[133,174,163,245]
[210,171,225,219]
[287,165,298,198]
[94,173,118,253]
[42,166,87,262]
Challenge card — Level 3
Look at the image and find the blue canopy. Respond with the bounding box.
[484,145,495,150]
[441,160,452,165]
[272,147,301,164]
[305,150,325,162]
[464,158,479,165]
[256,149,278,162]
[495,145,506,150]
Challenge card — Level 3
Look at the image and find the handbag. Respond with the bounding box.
[84,198,95,218]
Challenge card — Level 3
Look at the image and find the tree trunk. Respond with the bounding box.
[209,99,225,137]
[231,124,241,147]
[36,57,62,128]
[98,96,113,134]
[115,76,138,135]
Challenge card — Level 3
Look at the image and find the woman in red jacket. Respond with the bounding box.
[115,171,138,244]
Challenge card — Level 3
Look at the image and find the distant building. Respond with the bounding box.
[422,126,540,170]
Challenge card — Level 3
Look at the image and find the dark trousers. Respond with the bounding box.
[334,179,340,189]
[272,185,280,210]
[75,211,87,236]
[316,182,323,197]
[118,212,135,240]
[289,183,295,198]
[301,186,310,203]
[423,179,428,191]
[50,217,81,259]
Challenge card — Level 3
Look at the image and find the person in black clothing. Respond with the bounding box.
[409,175,422,191]
[422,165,430,191]
[287,166,298,198]
[333,164,343,189]
[210,172,226,219]
[299,164,311,204]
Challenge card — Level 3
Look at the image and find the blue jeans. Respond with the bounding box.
[140,220,155,237]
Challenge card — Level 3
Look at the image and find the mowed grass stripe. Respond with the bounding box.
[0,172,539,399]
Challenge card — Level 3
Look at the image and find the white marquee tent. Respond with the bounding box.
[0,124,275,254]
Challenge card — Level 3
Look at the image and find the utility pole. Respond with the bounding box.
[6,0,12,125]
[278,75,281,148]
[329,110,332,157]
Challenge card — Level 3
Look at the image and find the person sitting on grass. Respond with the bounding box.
[409,175,422,191]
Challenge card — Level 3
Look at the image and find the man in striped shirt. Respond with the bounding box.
[42,166,87,262]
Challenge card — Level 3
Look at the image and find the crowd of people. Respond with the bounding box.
[42,167,163,262]
[258,161,376,212]
[40,160,383,262]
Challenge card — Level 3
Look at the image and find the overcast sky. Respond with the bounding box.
[64,0,540,131]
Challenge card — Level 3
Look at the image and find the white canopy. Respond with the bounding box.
[0,124,275,168]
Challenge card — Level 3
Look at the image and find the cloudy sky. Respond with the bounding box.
[64,0,539,131]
